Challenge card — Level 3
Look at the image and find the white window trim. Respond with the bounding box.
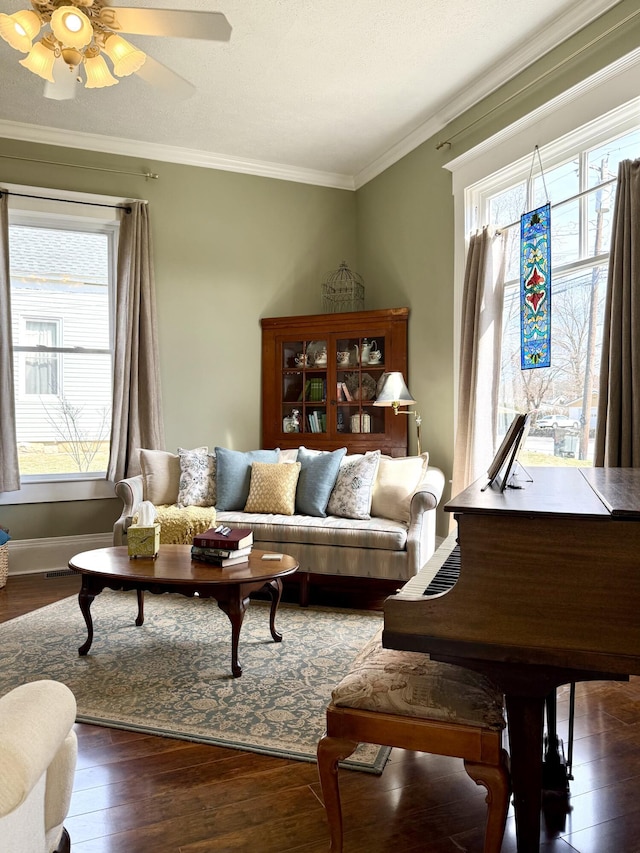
[1,184,128,505]
[443,45,640,427]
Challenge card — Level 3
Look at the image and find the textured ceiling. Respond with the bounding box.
[0,0,623,187]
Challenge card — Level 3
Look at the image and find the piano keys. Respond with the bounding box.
[383,467,640,853]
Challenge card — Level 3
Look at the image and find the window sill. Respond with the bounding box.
[0,478,115,505]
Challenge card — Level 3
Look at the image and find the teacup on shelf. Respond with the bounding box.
[369,350,382,364]
[295,353,309,366]
[337,351,351,366]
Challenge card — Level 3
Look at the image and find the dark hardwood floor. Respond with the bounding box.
[3,572,640,852]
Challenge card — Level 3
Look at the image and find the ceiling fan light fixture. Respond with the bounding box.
[50,6,93,49]
[84,52,118,88]
[102,33,145,77]
[19,34,56,82]
[0,10,42,52]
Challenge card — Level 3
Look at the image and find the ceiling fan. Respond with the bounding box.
[0,0,231,99]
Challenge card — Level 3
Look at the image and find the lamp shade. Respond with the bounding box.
[50,5,93,49]
[19,35,56,82]
[0,10,41,52]
[374,372,416,408]
[102,33,145,76]
[84,52,118,88]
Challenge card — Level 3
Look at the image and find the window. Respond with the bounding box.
[7,192,118,484]
[467,123,640,468]
[23,319,61,395]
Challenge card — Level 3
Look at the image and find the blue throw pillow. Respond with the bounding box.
[215,447,280,510]
[295,446,347,517]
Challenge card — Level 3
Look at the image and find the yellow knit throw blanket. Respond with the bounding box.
[144,505,217,545]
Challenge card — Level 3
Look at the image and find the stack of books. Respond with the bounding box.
[191,526,253,567]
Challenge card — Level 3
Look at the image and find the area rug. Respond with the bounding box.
[0,591,388,772]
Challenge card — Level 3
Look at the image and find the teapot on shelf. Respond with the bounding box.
[355,339,376,365]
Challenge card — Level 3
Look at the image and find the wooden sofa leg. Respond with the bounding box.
[299,572,310,607]
[317,734,359,852]
[464,749,511,853]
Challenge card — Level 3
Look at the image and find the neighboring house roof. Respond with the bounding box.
[9,225,109,285]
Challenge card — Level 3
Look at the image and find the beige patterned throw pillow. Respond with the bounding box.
[244,461,301,515]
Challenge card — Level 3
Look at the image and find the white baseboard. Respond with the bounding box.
[6,533,113,576]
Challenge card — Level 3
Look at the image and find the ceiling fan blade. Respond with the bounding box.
[44,58,79,100]
[135,53,195,100]
[105,8,232,41]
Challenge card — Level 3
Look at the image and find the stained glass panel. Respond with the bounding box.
[521,203,551,369]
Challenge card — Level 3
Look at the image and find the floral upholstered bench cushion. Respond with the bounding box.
[331,629,505,731]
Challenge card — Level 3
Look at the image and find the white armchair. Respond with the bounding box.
[0,680,77,853]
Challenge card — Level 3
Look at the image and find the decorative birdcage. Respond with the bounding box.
[321,261,365,313]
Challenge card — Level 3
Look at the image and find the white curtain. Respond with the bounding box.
[451,227,507,502]
[107,202,165,482]
[0,193,20,492]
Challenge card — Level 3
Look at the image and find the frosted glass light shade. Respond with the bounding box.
[102,33,145,76]
[84,53,118,88]
[19,36,56,82]
[50,6,93,49]
[0,10,41,52]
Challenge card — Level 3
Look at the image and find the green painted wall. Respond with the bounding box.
[2,0,640,543]
[0,141,356,539]
[356,0,640,530]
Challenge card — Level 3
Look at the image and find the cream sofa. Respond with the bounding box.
[0,680,77,853]
[113,447,445,598]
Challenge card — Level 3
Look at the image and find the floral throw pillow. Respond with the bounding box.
[177,447,216,507]
[327,450,381,520]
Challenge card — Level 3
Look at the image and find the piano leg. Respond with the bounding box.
[504,692,546,853]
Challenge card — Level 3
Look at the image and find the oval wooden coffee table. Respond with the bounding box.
[68,546,298,677]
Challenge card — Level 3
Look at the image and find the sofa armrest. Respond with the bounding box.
[113,474,144,545]
[0,680,76,819]
[406,466,446,575]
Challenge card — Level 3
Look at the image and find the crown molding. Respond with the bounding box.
[0,0,623,193]
[353,0,622,189]
[0,120,355,191]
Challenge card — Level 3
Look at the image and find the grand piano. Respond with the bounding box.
[384,466,640,853]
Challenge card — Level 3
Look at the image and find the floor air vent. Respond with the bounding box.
[46,570,76,578]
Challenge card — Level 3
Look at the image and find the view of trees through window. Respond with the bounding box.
[480,126,640,467]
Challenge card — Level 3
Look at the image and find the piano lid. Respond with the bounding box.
[580,468,640,517]
[445,466,610,519]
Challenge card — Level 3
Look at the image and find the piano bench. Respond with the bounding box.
[317,629,510,853]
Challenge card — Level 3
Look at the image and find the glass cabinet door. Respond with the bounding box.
[335,334,386,436]
[281,339,328,435]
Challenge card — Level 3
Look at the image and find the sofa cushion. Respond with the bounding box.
[177,447,216,507]
[215,447,280,511]
[296,446,347,517]
[244,461,301,515]
[140,449,180,505]
[327,450,381,520]
[371,452,429,524]
[214,510,408,551]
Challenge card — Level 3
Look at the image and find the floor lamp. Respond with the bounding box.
[373,372,422,455]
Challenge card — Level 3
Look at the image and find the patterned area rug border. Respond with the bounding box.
[0,591,389,773]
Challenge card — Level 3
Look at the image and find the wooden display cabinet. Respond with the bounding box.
[261,307,409,456]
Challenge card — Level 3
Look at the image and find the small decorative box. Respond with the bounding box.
[127,523,161,558]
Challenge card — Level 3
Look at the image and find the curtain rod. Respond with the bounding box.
[495,176,617,233]
[0,152,158,180]
[0,189,132,213]
[436,5,640,151]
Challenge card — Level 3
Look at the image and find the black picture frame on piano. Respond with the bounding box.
[484,413,530,492]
